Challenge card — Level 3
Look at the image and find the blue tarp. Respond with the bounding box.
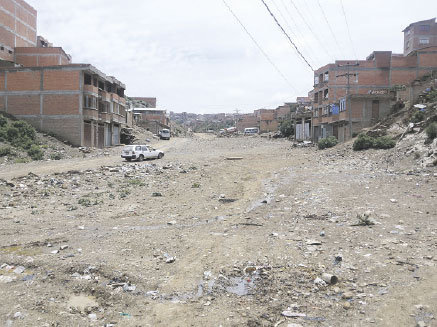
[331,104,339,115]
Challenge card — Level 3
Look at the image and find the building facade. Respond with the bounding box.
[403,18,437,56]
[0,0,37,63]
[311,48,437,142]
[0,64,127,147]
[0,0,129,148]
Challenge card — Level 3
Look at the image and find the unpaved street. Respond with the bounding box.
[0,135,436,327]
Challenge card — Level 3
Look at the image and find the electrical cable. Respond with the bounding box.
[288,0,335,61]
[339,0,358,60]
[316,0,345,58]
[260,0,314,71]
[221,0,300,93]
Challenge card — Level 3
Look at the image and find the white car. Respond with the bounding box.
[159,129,171,140]
[121,145,164,162]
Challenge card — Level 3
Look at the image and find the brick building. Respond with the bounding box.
[0,64,127,147]
[311,18,437,142]
[404,18,437,56]
[133,108,169,135]
[0,0,36,63]
[0,0,129,148]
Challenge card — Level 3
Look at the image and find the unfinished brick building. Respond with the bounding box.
[0,0,129,148]
[0,0,37,64]
[0,65,127,147]
[311,18,437,142]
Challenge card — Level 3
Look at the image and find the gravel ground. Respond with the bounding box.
[0,134,436,327]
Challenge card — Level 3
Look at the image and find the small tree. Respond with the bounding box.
[279,119,294,137]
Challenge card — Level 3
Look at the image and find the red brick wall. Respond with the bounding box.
[7,71,40,91]
[419,51,437,66]
[0,96,4,110]
[43,71,80,90]
[0,74,5,91]
[43,94,79,115]
[7,95,40,115]
[14,55,38,66]
[38,56,60,66]
[391,70,417,85]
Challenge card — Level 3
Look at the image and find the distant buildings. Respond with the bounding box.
[0,0,130,148]
[311,18,437,142]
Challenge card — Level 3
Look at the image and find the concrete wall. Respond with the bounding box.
[0,66,82,145]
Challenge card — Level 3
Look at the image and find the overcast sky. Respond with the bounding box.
[26,0,437,114]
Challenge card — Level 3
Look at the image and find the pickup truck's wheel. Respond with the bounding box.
[138,155,144,162]
[158,153,164,159]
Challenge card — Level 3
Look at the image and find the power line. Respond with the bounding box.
[316,0,345,58]
[221,0,299,93]
[339,0,358,60]
[288,0,335,62]
[260,0,314,71]
[275,0,321,67]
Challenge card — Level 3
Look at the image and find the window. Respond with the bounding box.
[314,92,319,103]
[84,74,92,85]
[313,108,319,118]
[324,72,329,82]
[419,38,430,45]
[406,41,410,49]
[340,98,346,112]
[419,25,430,32]
[314,76,319,85]
[324,89,329,99]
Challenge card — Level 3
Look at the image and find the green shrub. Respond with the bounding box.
[11,121,36,140]
[27,144,43,160]
[6,126,19,142]
[0,116,7,128]
[373,136,396,149]
[353,134,396,151]
[50,153,63,160]
[0,128,7,142]
[318,136,338,150]
[0,146,12,157]
[426,122,437,140]
[412,111,425,123]
[279,119,294,137]
[353,134,375,151]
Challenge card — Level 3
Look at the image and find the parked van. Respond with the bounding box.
[159,129,171,140]
[244,127,259,136]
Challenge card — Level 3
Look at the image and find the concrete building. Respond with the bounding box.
[133,108,170,134]
[0,0,37,64]
[311,19,437,142]
[0,64,127,147]
[0,0,129,148]
[403,18,437,56]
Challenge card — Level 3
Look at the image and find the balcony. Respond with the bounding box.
[99,90,111,102]
[83,84,98,94]
[98,112,112,123]
[83,108,98,121]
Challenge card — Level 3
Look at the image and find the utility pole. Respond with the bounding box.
[234,109,240,130]
[337,62,359,139]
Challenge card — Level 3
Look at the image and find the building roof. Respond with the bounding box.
[132,108,166,112]
[402,18,436,32]
[0,64,126,88]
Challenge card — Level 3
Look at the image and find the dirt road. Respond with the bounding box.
[0,135,436,326]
